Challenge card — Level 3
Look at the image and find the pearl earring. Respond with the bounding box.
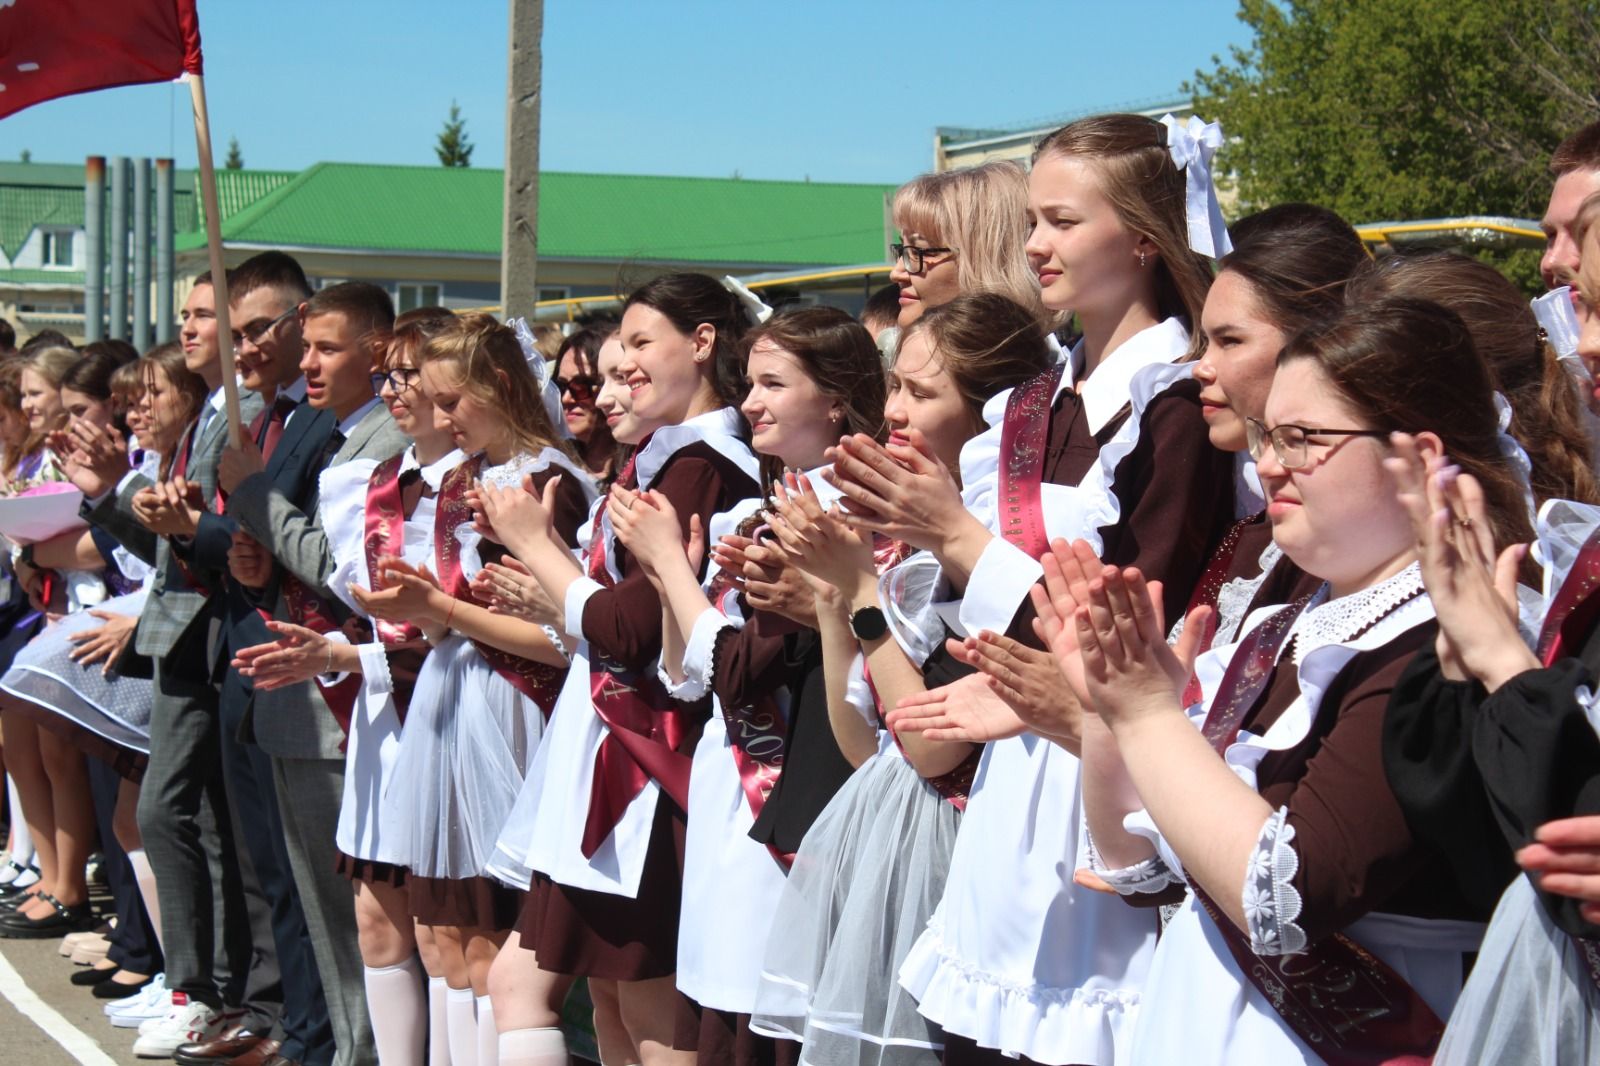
[1138,251,1148,267]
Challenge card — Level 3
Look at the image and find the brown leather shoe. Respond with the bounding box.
[214,1038,283,1066]
[172,1025,267,1065]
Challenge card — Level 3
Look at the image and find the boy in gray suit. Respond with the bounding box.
[223,282,408,1066]
[68,274,270,1055]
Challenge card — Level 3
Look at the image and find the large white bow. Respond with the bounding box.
[508,315,574,440]
[722,275,775,324]
[1160,113,1233,259]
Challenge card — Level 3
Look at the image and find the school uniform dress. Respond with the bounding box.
[317,445,464,882]
[1105,566,1484,1064]
[501,408,759,981]
[750,533,968,1066]
[1385,498,1600,1064]
[380,446,593,928]
[898,319,1236,1066]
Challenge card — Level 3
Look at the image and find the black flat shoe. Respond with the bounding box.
[0,893,94,938]
[71,965,120,987]
[92,972,154,998]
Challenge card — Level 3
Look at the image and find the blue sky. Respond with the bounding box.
[2,1,1252,184]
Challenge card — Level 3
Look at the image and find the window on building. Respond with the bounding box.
[396,283,443,312]
[40,229,74,268]
[537,286,570,303]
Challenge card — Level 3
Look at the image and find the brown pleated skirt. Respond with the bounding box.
[675,999,800,1066]
[519,796,687,981]
[408,873,522,930]
[334,851,407,889]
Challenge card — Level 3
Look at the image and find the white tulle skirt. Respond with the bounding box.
[751,744,959,1066]
[380,634,545,879]
[1435,874,1600,1065]
[0,588,152,755]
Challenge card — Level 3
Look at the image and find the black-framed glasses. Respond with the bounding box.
[1245,418,1390,472]
[231,303,299,349]
[890,242,956,274]
[376,367,423,394]
[554,375,599,405]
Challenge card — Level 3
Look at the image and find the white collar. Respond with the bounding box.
[279,376,308,405]
[1284,563,1427,665]
[1060,317,1191,433]
[635,407,759,491]
[336,396,383,438]
[405,445,466,492]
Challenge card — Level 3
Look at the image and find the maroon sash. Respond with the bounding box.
[361,453,426,721]
[1188,595,1447,1065]
[434,456,566,712]
[1536,525,1600,666]
[578,453,694,858]
[704,568,794,868]
[1179,513,1254,706]
[996,364,1063,560]
[281,572,360,743]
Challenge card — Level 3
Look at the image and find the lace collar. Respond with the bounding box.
[1285,562,1426,665]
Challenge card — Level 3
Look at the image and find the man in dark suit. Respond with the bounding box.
[223,282,406,1066]
[151,253,339,1066]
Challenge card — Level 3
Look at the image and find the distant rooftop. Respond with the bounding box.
[936,94,1193,150]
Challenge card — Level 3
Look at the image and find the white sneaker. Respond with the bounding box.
[131,992,224,1057]
[106,974,168,1027]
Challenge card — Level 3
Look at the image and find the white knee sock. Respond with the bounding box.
[475,995,498,1066]
[6,775,33,865]
[497,1027,568,1066]
[429,976,453,1066]
[446,986,479,1066]
[364,958,428,1066]
[125,848,163,954]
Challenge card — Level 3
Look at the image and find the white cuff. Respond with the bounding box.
[1085,833,1178,896]
[1242,807,1305,956]
[658,608,732,700]
[88,468,141,510]
[844,652,877,726]
[957,536,1043,636]
[318,631,354,686]
[358,642,393,704]
[563,576,604,642]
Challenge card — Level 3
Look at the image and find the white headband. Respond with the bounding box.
[1159,113,1233,259]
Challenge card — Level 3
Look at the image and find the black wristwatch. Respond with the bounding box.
[849,604,888,641]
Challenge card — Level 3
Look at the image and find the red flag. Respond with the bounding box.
[0,0,202,119]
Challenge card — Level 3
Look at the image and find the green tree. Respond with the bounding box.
[435,101,474,168]
[225,136,244,170]
[1189,0,1600,288]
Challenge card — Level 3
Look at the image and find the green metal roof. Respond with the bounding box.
[178,162,896,267]
[0,162,295,260]
[0,267,85,286]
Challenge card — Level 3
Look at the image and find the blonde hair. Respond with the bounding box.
[892,161,1048,325]
[20,345,77,459]
[1033,113,1214,356]
[417,312,571,459]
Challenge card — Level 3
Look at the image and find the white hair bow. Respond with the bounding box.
[1160,114,1233,259]
[508,315,574,440]
[722,275,774,324]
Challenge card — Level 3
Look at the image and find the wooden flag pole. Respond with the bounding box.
[187,72,243,447]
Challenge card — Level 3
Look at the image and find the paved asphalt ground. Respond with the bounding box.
[0,930,145,1066]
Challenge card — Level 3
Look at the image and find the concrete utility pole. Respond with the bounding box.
[501,0,543,319]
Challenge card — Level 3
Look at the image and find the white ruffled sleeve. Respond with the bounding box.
[660,607,735,700]
[1241,807,1306,956]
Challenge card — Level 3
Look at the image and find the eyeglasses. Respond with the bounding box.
[231,304,299,350]
[554,375,599,405]
[890,243,956,275]
[376,367,423,394]
[1245,418,1390,472]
